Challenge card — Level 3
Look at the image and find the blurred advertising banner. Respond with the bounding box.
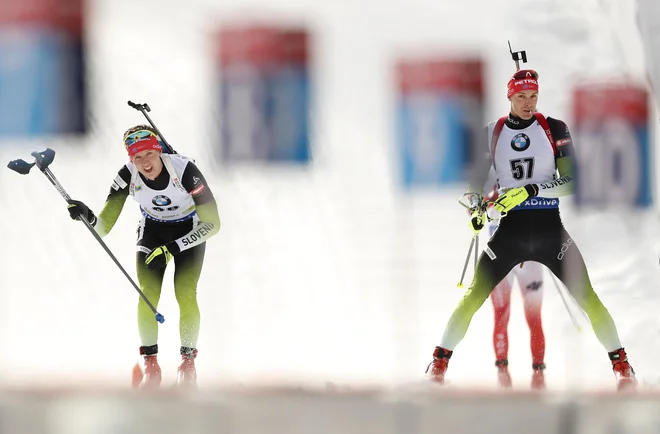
[0,0,87,137]
[637,0,660,111]
[395,57,485,188]
[572,82,653,208]
[216,25,311,163]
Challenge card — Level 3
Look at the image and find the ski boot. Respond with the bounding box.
[177,347,198,389]
[609,348,636,392]
[495,359,512,389]
[132,345,162,389]
[426,346,452,384]
[531,363,546,390]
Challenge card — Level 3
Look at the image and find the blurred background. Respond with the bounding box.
[1,0,660,432]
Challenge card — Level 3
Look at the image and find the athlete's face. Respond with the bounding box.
[132,149,163,180]
[509,90,538,120]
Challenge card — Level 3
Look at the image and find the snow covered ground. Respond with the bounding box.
[0,0,659,394]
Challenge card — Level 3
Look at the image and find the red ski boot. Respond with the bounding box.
[426,346,452,384]
[132,355,162,389]
[495,359,512,389]
[531,363,546,390]
[132,345,162,389]
[177,348,198,389]
[609,348,636,391]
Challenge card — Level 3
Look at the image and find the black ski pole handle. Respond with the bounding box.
[128,101,151,112]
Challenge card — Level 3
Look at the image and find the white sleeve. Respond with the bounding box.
[535,175,573,198]
[479,121,497,196]
[174,221,219,252]
[482,166,497,196]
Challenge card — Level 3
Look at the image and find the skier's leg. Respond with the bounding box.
[491,276,513,362]
[516,261,545,366]
[491,273,514,387]
[539,227,635,389]
[439,235,519,352]
[172,241,206,387]
[134,237,166,388]
[541,231,621,351]
[516,261,546,389]
[173,242,206,350]
[427,245,518,382]
[136,246,166,349]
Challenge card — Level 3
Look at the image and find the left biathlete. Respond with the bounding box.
[66,124,221,389]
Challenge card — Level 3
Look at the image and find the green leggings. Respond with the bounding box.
[136,242,206,348]
[440,211,622,353]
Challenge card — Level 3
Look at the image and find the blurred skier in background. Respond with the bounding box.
[484,188,546,390]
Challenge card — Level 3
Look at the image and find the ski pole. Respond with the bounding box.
[474,235,479,271]
[7,149,165,324]
[550,273,583,333]
[457,236,476,288]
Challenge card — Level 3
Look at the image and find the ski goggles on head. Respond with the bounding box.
[512,69,539,80]
[124,129,162,157]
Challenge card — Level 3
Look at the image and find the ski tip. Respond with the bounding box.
[457,283,464,288]
[155,313,165,323]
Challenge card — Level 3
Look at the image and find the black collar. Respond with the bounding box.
[506,113,536,130]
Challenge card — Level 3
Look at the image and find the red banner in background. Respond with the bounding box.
[0,0,84,36]
[217,26,309,69]
[573,84,648,123]
[0,0,87,136]
[396,59,484,96]
[215,24,311,163]
[395,56,485,187]
[571,81,652,207]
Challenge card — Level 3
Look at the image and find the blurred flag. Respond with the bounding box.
[572,82,653,208]
[216,25,311,164]
[395,57,485,189]
[0,0,87,137]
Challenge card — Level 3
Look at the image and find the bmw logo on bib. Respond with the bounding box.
[511,133,531,152]
[152,195,172,206]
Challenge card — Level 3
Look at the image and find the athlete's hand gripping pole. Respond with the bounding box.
[457,193,488,288]
[7,149,165,324]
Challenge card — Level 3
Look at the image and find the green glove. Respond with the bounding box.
[493,185,538,215]
[145,243,177,270]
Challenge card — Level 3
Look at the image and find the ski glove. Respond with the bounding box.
[468,208,486,234]
[493,184,538,215]
[145,242,179,270]
[67,199,97,225]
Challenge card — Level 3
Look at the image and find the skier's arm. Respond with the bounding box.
[465,125,492,195]
[482,166,497,196]
[170,163,221,253]
[94,166,131,237]
[464,125,496,209]
[534,118,575,198]
[534,156,574,198]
